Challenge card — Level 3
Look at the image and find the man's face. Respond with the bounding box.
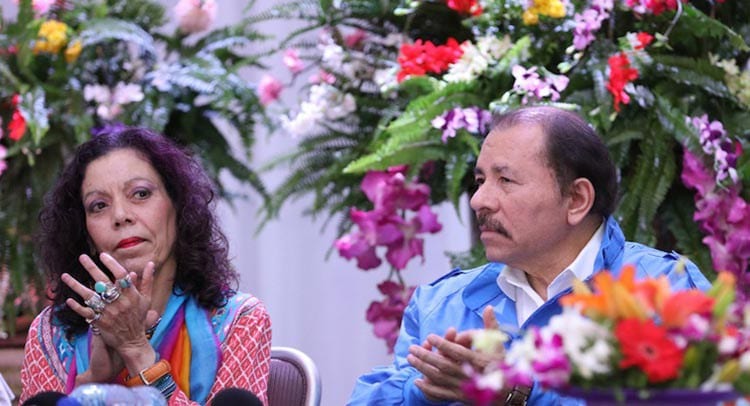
[470,123,572,270]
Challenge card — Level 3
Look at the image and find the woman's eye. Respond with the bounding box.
[134,189,151,199]
[88,201,106,212]
[500,177,512,183]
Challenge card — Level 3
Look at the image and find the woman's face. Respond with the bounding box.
[81,148,178,277]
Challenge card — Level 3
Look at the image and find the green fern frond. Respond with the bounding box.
[653,95,699,151]
[444,146,474,215]
[653,62,733,99]
[78,18,156,56]
[681,4,749,51]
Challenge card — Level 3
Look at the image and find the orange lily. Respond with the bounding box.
[561,265,668,321]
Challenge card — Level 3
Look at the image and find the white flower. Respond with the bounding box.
[547,307,613,379]
[443,42,488,83]
[83,82,144,120]
[83,84,111,104]
[148,65,173,92]
[472,329,509,354]
[174,0,217,34]
[320,43,346,68]
[476,369,505,392]
[112,82,144,105]
[373,66,399,94]
[740,352,750,371]
[476,35,513,61]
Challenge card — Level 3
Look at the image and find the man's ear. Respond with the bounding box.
[566,178,595,226]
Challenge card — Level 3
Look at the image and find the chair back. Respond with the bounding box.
[268,346,321,406]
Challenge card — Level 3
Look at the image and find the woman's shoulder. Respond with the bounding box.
[211,292,269,341]
[225,291,265,313]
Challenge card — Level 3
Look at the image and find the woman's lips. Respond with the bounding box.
[116,237,144,249]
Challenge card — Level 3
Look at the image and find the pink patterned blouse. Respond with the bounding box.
[20,295,272,405]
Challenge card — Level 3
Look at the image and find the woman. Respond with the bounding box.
[20,127,271,404]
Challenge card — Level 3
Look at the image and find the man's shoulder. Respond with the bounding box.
[427,264,489,287]
[622,241,685,266]
[621,241,710,290]
[414,264,493,302]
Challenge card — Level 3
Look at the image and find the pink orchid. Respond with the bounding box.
[0,145,7,177]
[334,232,381,270]
[283,48,304,74]
[344,29,367,49]
[174,0,217,34]
[366,281,416,352]
[258,75,283,105]
[309,70,336,85]
[360,168,430,213]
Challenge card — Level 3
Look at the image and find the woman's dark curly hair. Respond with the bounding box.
[38,127,238,337]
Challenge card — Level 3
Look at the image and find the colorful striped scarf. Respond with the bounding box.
[67,292,221,404]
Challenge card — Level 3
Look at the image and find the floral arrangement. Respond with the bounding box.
[0,0,272,332]
[257,0,750,351]
[462,266,750,405]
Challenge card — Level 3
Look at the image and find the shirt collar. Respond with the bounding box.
[496,221,605,302]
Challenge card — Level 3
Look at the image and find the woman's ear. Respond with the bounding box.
[566,178,595,226]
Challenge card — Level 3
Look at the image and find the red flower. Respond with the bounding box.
[8,95,27,141]
[615,318,684,383]
[645,0,680,16]
[447,0,482,16]
[635,32,654,50]
[606,52,639,112]
[8,110,27,141]
[397,38,463,82]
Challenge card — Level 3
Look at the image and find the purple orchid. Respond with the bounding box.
[432,106,492,143]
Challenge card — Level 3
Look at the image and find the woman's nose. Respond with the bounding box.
[112,201,134,227]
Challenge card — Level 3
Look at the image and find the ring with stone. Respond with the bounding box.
[117,274,133,289]
[95,281,121,304]
[85,312,101,324]
[84,293,106,313]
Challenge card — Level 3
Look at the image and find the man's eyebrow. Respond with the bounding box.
[474,164,512,176]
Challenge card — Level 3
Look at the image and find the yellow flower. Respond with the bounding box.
[523,9,539,25]
[65,40,82,63]
[548,1,566,18]
[33,20,69,55]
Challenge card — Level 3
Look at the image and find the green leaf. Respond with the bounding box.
[653,94,698,150]
[652,60,733,99]
[344,142,448,173]
[681,4,749,51]
[78,18,157,56]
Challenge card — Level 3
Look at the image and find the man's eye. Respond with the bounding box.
[500,177,512,183]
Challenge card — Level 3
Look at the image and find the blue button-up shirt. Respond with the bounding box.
[348,216,711,405]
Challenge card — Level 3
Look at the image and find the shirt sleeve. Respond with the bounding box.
[347,287,450,406]
[168,300,272,405]
[19,310,66,404]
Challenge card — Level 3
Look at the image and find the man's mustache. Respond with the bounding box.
[476,214,512,239]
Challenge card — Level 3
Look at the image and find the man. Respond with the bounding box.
[348,106,710,405]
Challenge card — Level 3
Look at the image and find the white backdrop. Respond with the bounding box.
[0,1,473,404]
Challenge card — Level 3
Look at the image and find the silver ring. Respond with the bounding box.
[117,274,133,289]
[85,312,101,324]
[91,325,101,336]
[100,284,121,304]
[84,294,106,313]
